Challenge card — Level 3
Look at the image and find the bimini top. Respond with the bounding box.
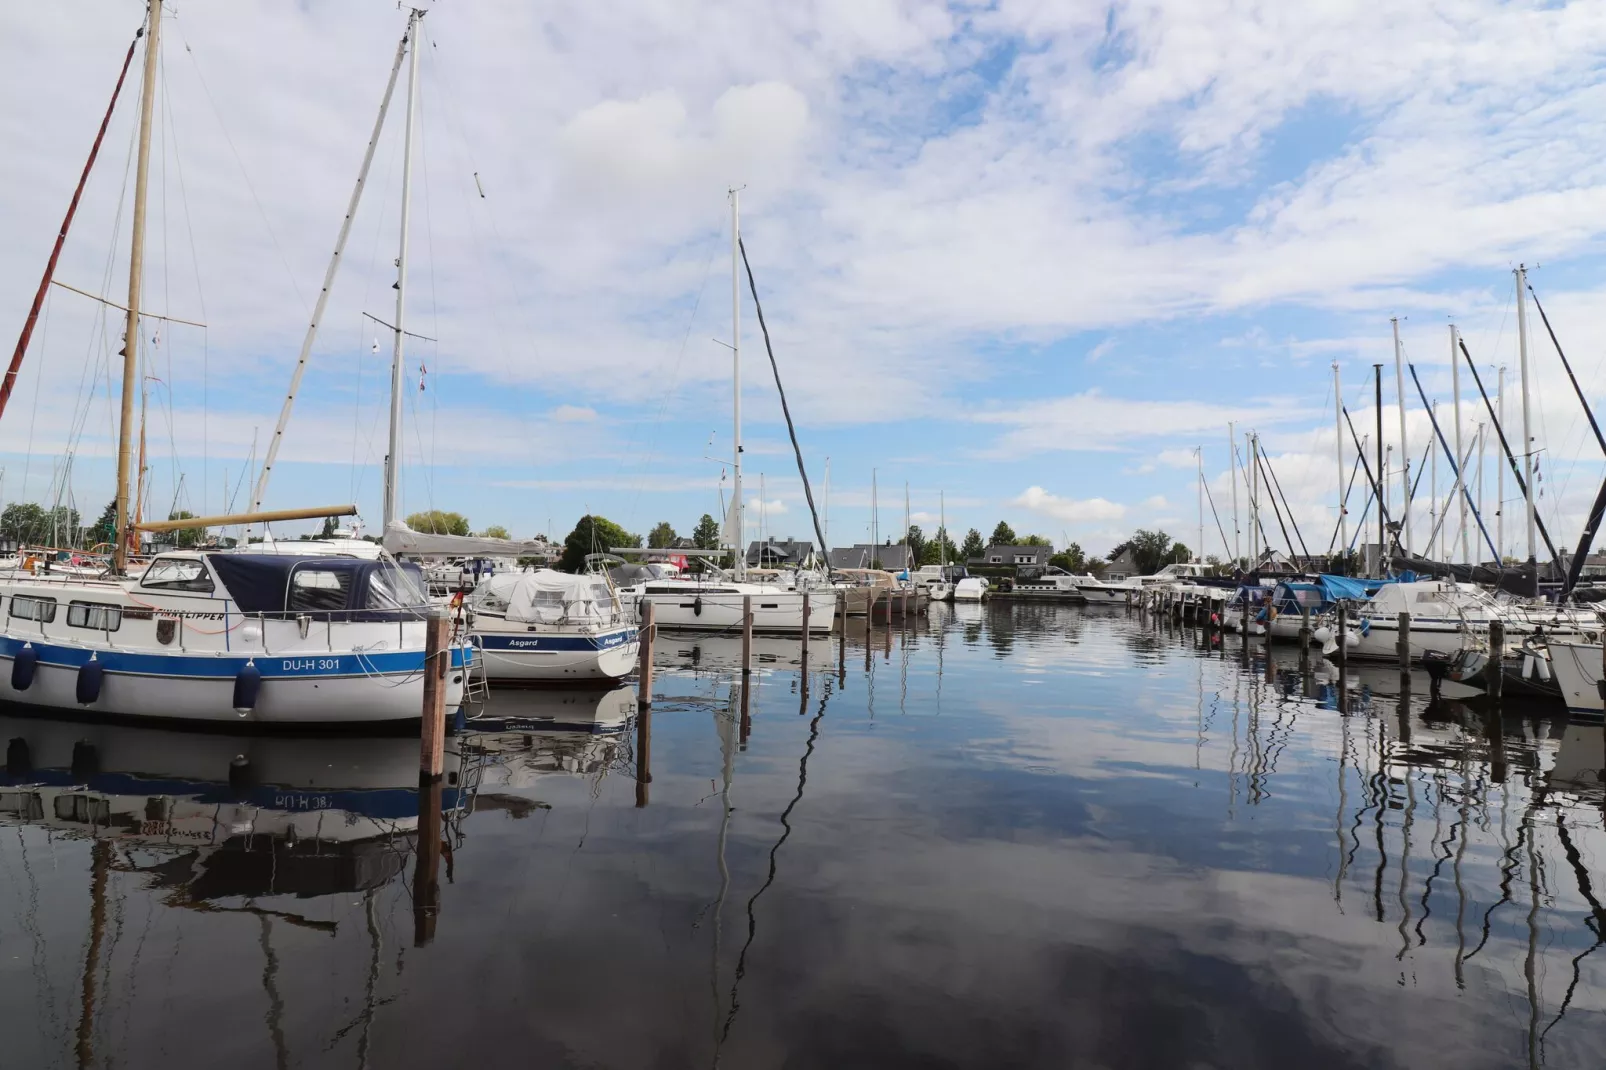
[468,570,622,626]
[207,554,430,620]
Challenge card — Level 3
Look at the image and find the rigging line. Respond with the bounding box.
[174,23,308,315]
[1327,452,1364,554]
[737,236,830,562]
[1234,440,1275,560]
[1199,467,1232,560]
[1,23,141,425]
[163,41,211,514]
[1258,443,1310,560]
[1253,449,1297,559]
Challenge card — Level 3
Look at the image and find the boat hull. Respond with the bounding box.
[1546,641,1604,715]
[633,589,835,633]
[472,627,639,682]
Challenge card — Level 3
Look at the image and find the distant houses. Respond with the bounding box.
[746,538,816,567]
[967,544,1051,579]
[828,542,916,571]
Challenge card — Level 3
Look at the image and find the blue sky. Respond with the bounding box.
[5,0,1606,561]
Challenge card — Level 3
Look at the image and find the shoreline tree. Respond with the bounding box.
[648,521,678,549]
[405,509,470,536]
[558,515,640,572]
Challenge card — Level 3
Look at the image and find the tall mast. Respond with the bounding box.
[1333,363,1346,568]
[1374,364,1385,574]
[822,456,830,556]
[729,188,743,580]
[382,8,423,533]
[871,468,878,558]
[940,490,947,569]
[112,1,161,573]
[252,24,411,524]
[1496,365,1506,561]
[1430,401,1439,559]
[1475,422,1485,549]
[1392,317,1410,555]
[1228,422,1240,566]
[1516,266,1536,572]
[1248,430,1259,569]
[1195,447,1204,564]
[1451,325,1469,564]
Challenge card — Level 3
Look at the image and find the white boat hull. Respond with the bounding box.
[472,626,639,681]
[632,589,835,633]
[1544,641,1603,715]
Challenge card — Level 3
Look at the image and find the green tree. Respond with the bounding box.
[1049,541,1088,573]
[904,524,926,566]
[1116,529,1188,575]
[989,521,1017,546]
[319,515,339,538]
[648,521,678,549]
[920,526,959,566]
[480,524,511,540]
[558,514,640,572]
[167,510,206,548]
[959,528,984,561]
[85,499,117,547]
[1020,534,1052,547]
[691,513,721,550]
[405,509,470,536]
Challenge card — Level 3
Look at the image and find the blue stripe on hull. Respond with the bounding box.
[0,635,471,680]
[473,628,637,653]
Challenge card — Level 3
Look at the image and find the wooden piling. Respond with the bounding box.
[1487,618,1505,700]
[1336,604,1348,665]
[637,601,655,708]
[1300,604,1311,647]
[419,610,448,780]
[413,775,442,946]
[635,703,652,808]
[1397,611,1411,671]
[739,679,751,746]
[742,595,753,675]
[800,593,810,663]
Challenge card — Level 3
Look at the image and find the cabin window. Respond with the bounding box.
[8,595,57,623]
[141,558,215,593]
[67,602,121,632]
[366,565,427,610]
[288,569,352,612]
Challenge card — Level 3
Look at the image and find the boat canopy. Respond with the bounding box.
[381,520,552,558]
[208,554,430,620]
[469,570,622,625]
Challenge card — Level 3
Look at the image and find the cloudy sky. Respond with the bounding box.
[4,0,1606,559]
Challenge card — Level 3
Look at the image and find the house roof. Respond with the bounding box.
[969,544,1052,563]
[746,538,815,565]
[828,543,915,570]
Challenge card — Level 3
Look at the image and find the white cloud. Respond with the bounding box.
[1155,448,1197,469]
[975,391,1306,455]
[550,405,599,423]
[747,496,787,515]
[1012,487,1127,523]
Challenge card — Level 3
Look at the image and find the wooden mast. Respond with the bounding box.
[113,1,161,573]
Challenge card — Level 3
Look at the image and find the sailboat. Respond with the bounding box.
[0,5,469,723]
[620,190,836,634]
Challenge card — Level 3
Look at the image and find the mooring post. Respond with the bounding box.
[1241,594,1250,636]
[419,609,448,780]
[1300,604,1311,647]
[635,702,652,808]
[800,593,810,662]
[412,774,442,946]
[739,679,752,746]
[1487,618,1505,701]
[742,595,753,675]
[637,601,655,708]
[1397,611,1411,672]
[1336,604,1348,665]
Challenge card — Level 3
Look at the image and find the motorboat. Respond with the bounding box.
[465,570,638,682]
[0,552,471,723]
[618,570,837,634]
[1005,567,1088,602]
[953,577,988,602]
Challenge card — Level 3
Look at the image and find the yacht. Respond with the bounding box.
[465,570,638,681]
[1344,580,1598,663]
[619,571,837,633]
[1007,567,1088,602]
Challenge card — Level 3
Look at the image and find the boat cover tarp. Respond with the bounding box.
[208,554,429,619]
[382,521,552,558]
[1316,574,1395,601]
[470,570,621,625]
[1388,553,1534,596]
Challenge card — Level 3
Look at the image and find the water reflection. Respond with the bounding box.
[0,607,1603,1068]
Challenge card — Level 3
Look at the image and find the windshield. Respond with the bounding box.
[366,563,429,609]
[141,558,214,593]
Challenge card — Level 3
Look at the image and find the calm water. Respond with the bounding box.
[2,602,1604,1069]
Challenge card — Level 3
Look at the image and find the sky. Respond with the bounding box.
[4,0,1606,563]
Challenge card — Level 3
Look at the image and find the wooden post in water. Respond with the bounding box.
[637,601,655,708]
[1336,604,1348,665]
[413,774,442,946]
[1397,611,1411,672]
[635,702,652,808]
[742,595,753,675]
[419,610,448,779]
[800,593,810,662]
[1300,604,1312,647]
[1487,618,1505,701]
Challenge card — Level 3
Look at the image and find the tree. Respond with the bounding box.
[920,526,959,566]
[167,511,206,548]
[959,528,984,561]
[1114,529,1191,575]
[1020,534,1052,547]
[1,502,48,544]
[319,515,339,538]
[989,521,1017,546]
[904,524,926,567]
[85,499,117,547]
[558,514,640,572]
[405,510,470,536]
[692,513,721,550]
[1049,541,1089,573]
[480,524,511,540]
[648,521,678,549]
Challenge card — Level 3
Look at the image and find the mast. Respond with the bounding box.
[904,481,911,570]
[1516,266,1536,574]
[251,23,411,524]
[1475,421,1485,549]
[1451,325,1469,564]
[729,188,744,580]
[1374,364,1385,574]
[1333,363,1346,569]
[822,457,830,557]
[1497,365,1506,561]
[1196,447,1204,564]
[940,490,947,570]
[1392,317,1410,555]
[1248,430,1259,570]
[1430,401,1439,558]
[112,1,161,573]
[871,468,878,561]
[1228,422,1240,566]
[382,7,424,533]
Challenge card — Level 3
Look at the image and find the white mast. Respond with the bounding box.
[1391,316,1410,555]
[1430,401,1439,559]
[1228,422,1240,566]
[1333,363,1346,567]
[1496,365,1506,561]
[940,490,947,570]
[730,188,744,580]
[1450,325,1469,564]
[871,468,878,560]
[904,481,912,571]
[1515,266,1536,569]
[822,457,830,557]
[251,27,410,526]
[382,7,423,533]
[113,1,161,573]
[1475,422,1486,552]
[1248,430,1259,569]
[1195,447,1204,564]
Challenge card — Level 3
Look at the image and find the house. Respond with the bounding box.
[968,544,1052,578]
[828,542,916,571]
[1104,546,1141,582]
[746,537,816,567]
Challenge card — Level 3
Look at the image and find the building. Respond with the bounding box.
[746,538,816,568]
[1104,546,1140,582]
[968,544,1052,579]
[829,542,916,571]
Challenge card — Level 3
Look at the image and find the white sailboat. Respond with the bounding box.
[625,190,836,634]
[0,5,469,724]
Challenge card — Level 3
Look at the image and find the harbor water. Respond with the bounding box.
[2,601,1603,1068]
